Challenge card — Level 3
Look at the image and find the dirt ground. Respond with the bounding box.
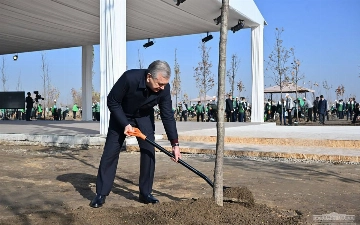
[0,145,359,225]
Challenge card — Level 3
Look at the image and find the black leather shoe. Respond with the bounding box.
[89,194,106,208]
[139,193,159,204]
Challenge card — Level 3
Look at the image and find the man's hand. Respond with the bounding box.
[171,146,181,162]
[124,124,134,137]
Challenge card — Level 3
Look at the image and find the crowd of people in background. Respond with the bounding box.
[0,92,101,122]
[1,91,359,125]
[154,95,252,123]
[263,94,359,125]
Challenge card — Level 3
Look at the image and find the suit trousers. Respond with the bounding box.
[26,108,32,121]
[319,113,325,124]
[352,110,359,123]
[196,113,204,122]
[96,123,156,196]
[307,108,313,122]
[226,111,232,122]
[238,112,244,122]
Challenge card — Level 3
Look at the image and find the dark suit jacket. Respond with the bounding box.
[107,69,178,141]
[318,99,327,114]
[225,98,233,113]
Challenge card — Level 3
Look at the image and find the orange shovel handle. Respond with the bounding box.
[127,127,146,140]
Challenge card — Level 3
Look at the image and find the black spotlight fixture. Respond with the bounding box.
[13,54,18,61]
[230,20,245,33]
[175,0,186,6]
[143,38,154,48]
[202,32,213,43]
[213,15,221,25]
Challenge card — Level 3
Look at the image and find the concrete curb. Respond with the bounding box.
[126,145,360,163]
[168,135,360,149]
[0,134,106,148]
[0,134,164,148]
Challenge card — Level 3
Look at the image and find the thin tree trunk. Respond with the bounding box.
[214,0,229,206]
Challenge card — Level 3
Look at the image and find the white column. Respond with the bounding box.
[100,0,127,135]
[81,45,93,121]
[251,24,264,122]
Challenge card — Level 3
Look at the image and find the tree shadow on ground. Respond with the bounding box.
[55,152,182,202]
[190,155,360,184]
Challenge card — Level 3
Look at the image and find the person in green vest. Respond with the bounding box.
[188,104,196,118]
[72,103,79,119]
[52,100,59,120]
[232,96,238,122]
[195,101,205,122]
[37,104,43,119]
[337,99,344,119]
[238,98,246,122]
[19,108,25,120]
[208,99,217,122]
[62,106,69,120]
[95,101,100,121]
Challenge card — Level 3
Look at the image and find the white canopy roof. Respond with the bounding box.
[189,95,215,102]
[0,0,265,55]
[264,83,315,94]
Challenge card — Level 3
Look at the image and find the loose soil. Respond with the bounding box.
[0,145,359,224]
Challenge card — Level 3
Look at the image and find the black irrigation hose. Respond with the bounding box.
[145,137,214,188]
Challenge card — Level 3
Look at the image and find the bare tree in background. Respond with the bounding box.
[290,48,304,122]
[138,49,144,69]
[306,80,320,101]
[335,84,345,100]
[194,42,215,102]
[92,46,100,103]
[1,57,8,91]
[213,0,229,206]
[171,49,181,107]
[71,88,82,107]
[227,54,240,98]
[237,80,245,98]
[182,93,189,103]
[322,80,332,102]
[265,28,291,100]
[16,72,22,91]
[41,52,60,118]
[47,86,60,106]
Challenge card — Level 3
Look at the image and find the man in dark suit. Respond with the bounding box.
[318,95,327,125]
[25,92,34,121]
[225,94,233,122]
[90,60,181,208]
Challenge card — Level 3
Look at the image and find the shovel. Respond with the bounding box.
[128,128,255,206]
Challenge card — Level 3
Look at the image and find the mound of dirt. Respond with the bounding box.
[0,198,304,225]
[223,186,255,207]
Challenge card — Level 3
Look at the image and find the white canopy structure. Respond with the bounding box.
[264,83,315,94]
[0,0,266,134]
[189,95,214,103]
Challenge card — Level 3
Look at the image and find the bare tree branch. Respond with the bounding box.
[171,49,181,106]
[194,42,215,101]
[265,28,291,99]
[226,54,240,97]
[1,57,8,91]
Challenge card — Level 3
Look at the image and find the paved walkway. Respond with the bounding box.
[0,120,359,162]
